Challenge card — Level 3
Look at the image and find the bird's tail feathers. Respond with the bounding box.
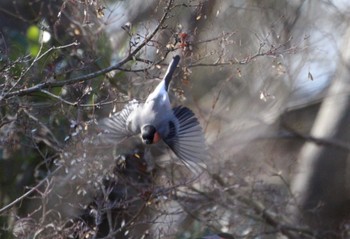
[163,55,180,91]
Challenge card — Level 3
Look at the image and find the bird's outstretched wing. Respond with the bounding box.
[163,106,207,173]
[98,99,140,144]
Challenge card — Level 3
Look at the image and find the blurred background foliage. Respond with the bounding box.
[1,0,350,238]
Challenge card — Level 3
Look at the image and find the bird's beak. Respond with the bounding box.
[143,138,152,145]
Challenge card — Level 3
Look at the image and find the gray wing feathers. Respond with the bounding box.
[99,99,140,144]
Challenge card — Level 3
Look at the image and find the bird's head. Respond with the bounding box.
[141,125,160,144]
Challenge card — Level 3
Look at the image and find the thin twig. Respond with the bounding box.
[40,89,129,107]
[101,203,147,239]
[7,42,79,94]
[40,89,78,106]
[0,166,62,214]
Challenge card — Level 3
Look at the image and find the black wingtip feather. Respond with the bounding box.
[163,106,207,174]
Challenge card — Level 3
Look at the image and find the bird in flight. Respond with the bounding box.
[99,55,206,173]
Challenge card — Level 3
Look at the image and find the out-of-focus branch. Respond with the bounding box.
[40,89,127,107]
[1,0,175,100]
[189,35,298,68]
[100,203,147,239]
[210,174,315,239]
[282,123,350,152]
[0,166,62,214]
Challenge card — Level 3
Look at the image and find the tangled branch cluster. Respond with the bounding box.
[0,0,319,239]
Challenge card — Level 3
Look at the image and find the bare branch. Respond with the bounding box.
[40,89,128,107]
[282,123,350,152]
[211,173,315,239]
[0,166,62,214]
[6,41,80,95]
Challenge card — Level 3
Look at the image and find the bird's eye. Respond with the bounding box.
[141,125,156,144]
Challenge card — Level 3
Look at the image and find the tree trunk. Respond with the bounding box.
[291,29,350,238]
